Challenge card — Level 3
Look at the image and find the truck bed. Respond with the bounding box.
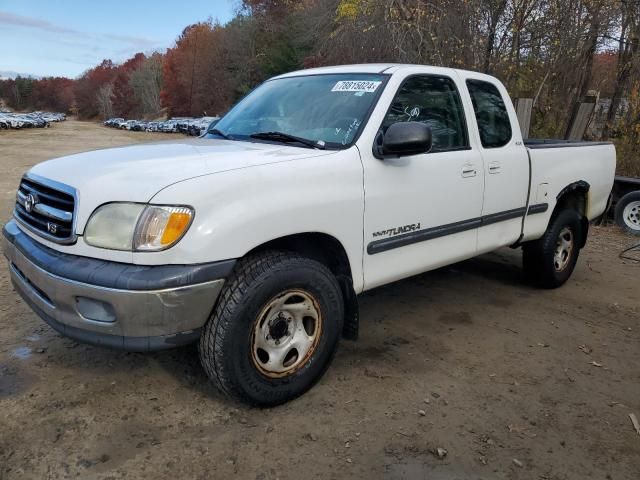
[520,140,616,242]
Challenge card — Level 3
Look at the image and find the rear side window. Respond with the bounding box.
[382,75,469,152]
[466,80,512,148]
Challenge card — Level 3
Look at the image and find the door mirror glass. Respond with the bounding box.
[374,122,433,159]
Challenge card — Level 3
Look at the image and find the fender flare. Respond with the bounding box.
[556,180,590,201]
[556,180,590,248]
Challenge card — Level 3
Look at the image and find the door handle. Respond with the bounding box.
[461,165,477,178]
[488,162,502,174]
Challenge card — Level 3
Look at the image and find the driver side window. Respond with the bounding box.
[382,75,469,152]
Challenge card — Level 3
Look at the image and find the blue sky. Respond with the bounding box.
[0,0,238,78]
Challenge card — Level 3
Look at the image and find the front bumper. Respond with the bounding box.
[2,220,236,351]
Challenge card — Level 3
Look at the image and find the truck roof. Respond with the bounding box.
[274,64,417,78]
[273,63,478,79]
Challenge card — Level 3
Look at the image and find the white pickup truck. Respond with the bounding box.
[3,64,616,405]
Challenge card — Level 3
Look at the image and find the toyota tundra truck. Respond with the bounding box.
[2,64,616,405]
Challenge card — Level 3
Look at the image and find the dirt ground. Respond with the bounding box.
[0,120,639,480]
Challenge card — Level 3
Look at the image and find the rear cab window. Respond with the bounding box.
[466,80,512,148]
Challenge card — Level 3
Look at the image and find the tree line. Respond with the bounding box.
[1,0,638,173]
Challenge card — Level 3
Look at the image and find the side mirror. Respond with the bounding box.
[373,122,433,159]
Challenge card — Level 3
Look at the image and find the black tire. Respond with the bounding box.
[522,209,583,289]
[199,251,344,406]
[615,191,640,236]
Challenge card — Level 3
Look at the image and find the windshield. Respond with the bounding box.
[209,73,387,149]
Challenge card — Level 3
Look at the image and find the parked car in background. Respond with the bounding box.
[145,122,161,132]
[188,116,220,136]
[176,118,193,134]
[0,111,64,130]
[102,116,220,135]
[24,113,48,128]
[5,115,35,129]
[120,120,138,130]
[131,121,147,132]
[104,118,124,128]
[159,120,179,133]
[39,112,66,122]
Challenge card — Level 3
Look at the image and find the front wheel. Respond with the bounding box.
[523,209,583,289]
[615,191,640,236]
[199,251,344,406]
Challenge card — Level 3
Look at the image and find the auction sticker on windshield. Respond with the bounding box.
[331,80,382,93]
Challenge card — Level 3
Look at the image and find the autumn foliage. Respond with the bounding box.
[161,22,230,117]
[71,60,116,118]
[1,76,74,114]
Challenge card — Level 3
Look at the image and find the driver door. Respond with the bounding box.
[362,74,485,290]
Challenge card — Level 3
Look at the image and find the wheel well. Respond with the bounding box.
[248,232,352,278]
[554,181,589,248]
[247,233,359,340]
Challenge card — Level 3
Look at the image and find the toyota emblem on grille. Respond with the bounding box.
[24,193,37,213]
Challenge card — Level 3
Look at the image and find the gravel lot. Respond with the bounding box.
[1,120,639,479]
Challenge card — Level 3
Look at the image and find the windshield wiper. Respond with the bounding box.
[208,128,233,140]
[250,131,325,150]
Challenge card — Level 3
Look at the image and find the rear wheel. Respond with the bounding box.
[523,209,582,289]
[199,251,343,406]
[615,191,640,236]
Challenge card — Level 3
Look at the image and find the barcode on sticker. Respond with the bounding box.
[331,81,382,93]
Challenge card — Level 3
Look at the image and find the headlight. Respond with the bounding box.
[84,203,194,251]
[85,203,145,250]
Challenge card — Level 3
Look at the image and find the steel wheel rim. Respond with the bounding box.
[250,289,323,378]
[554,227,574,272]
[623,201,640,231]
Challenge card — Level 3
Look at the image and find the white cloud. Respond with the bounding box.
[0,11,80,35]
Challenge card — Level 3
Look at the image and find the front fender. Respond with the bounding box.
[136,148,366,292]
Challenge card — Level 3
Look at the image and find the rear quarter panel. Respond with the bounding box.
[522,143,616,241]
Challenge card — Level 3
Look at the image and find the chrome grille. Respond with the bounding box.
[14,174,76,244]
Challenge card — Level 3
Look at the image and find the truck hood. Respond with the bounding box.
[29,138,335,231]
